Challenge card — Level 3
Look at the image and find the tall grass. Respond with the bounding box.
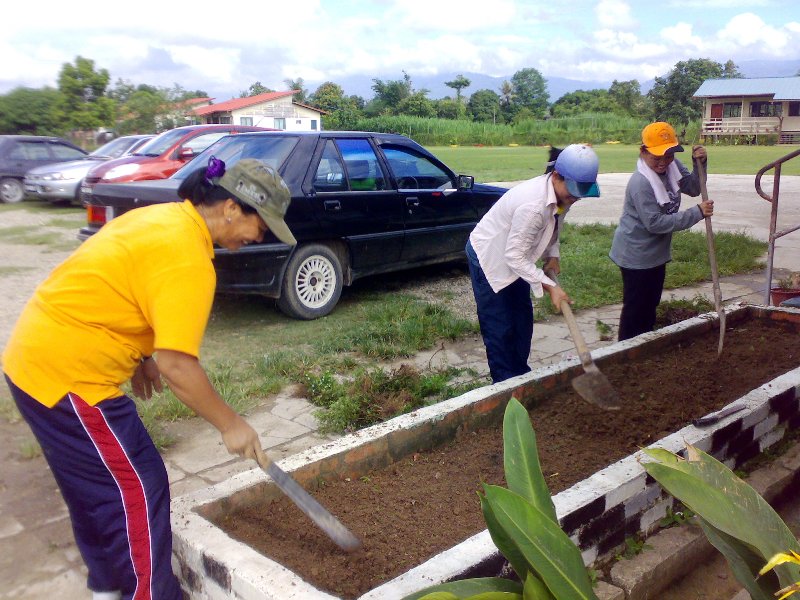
[352,113,648,146]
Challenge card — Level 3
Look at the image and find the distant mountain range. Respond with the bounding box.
[307,59,800,103]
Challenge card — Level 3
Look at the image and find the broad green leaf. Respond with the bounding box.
[523,572,556,600]
[417,593,459,600]
[481,487,530,581]
[401,578,523,600]
[483,485,598,600]
[643,446,800,589]
[503,398,557,523]
[698,517,776,600]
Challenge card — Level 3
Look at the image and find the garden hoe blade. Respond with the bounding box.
[255,454,362,552]
[697,160,725,357]
[560,301,621,411]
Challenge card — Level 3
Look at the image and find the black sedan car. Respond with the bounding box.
[80,131,506,319]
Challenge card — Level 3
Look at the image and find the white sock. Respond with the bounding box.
[92,592,122,600]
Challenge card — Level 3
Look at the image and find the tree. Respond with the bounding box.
[239,81,273,98]
[551,89,619,118]
[368,71,415,115]
[508,68,549,120]
[722,60,743,79]
[309,82,363,130]
[608,79,648,118]
[56,56,115,132]
[648,58,726,125]
[468,89,502,123]
[396,91,435,118]
[434,97,463,119]
[444,74,471,103]
[284,78,307,103]
[0,87,64,135]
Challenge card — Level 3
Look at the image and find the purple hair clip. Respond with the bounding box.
[205,156,226,183]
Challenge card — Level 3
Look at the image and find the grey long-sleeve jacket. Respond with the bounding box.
[609,157,705,270]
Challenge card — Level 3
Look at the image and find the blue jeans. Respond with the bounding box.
[466,241,533,383]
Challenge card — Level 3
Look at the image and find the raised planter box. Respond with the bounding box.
[171,303,800,600]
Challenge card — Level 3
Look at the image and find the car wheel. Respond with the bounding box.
[0,178,24,203]
[277,244,343,320]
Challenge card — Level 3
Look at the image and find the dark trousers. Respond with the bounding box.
[617,264,666,341]
[466,241,533,383]
[6,375,182,600]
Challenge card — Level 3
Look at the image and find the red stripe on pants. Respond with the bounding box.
[71,394,153,600]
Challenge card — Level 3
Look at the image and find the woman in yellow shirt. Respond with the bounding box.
[3,157,296,600]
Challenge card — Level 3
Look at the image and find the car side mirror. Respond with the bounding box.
[178,147,195,160]
[457,175,474,191]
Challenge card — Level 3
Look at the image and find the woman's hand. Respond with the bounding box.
[547,285,571,313]
[699,199,714,217]
[692,145,707,162]
[131,357,163,400]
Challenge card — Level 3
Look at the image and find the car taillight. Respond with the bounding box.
[87,205,112,227]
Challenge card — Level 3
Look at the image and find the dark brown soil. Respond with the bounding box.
[213,319,800,599]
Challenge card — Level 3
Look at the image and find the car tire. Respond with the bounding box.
[277,244,343,320]
[0,178,25,203]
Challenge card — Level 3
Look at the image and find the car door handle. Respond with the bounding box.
[324,200,341,211]
[405,197,420,208]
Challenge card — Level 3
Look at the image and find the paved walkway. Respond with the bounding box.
[2,172,799,599]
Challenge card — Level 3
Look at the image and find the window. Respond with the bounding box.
[240,117,253,126]
[336,138,386,191]
[311,120,318,131]
[49,143,86,160]
[313,140,346,191]
[382,146,453,190]
[723,102,741,118]
[274,118,286,130]
[750,102,782,117]
[9,141,49,160]
[183,132,229,154]
[789,102,800,117]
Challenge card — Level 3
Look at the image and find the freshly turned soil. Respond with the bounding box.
[212,319,800,599]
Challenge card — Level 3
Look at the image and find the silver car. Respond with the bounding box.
[24,134,153,204]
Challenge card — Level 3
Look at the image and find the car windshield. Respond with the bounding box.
[171,134,301,180]
[90,137,143,159]
[132,129,189,157]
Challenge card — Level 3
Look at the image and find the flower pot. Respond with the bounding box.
[770,287,800,306]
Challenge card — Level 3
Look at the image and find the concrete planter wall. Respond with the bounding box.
[171,303,800,600]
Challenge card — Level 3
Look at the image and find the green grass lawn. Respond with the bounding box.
[430,144,800,182]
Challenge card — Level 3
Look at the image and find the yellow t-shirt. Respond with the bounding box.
[2,200,216,407]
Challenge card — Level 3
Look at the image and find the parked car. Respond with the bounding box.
[80,131,506,319]
[80,124,273,195]
[24,134,154,205]
[0,135,87,203]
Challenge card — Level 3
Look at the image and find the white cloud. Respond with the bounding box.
[715,12,794,55]
[387,0,518,30]
[592,29,666,60]
[595,0,637,29]
[660,22,703,50]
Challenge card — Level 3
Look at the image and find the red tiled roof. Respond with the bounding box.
[193,91,297,116]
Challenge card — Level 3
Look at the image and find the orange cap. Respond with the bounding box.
[641,122,683,156]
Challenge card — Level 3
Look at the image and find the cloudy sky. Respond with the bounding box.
[2,0,799,101]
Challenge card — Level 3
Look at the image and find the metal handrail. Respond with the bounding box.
[754,147,800,304]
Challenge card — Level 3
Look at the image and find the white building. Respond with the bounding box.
[192,91,325,131]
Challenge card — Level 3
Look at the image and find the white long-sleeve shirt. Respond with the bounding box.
[469,173,559,297]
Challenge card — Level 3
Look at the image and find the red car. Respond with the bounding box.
[81,124,271,197]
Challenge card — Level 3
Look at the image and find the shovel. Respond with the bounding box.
[696,159,725,356]
[255,453,362,552]
[547,272,621,410]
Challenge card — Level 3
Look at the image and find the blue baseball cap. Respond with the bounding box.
[553,144,600,198]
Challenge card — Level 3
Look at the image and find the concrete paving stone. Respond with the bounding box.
[272,432,339,459]
[270,395,315,421]
[197,459,257,486]
[531,336,578,357]
[1,569,88,600]
[595,580,625,600]
[293,409,322,430]
[0,514,23,539]
[170,473,217,499]
[531,321,568,339]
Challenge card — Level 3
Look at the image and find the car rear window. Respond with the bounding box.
[172,135,301,181]
[134,128,189,156]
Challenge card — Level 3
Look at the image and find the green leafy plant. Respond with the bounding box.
[642,445,800,599]
[658,505,695,529]
[403,398,598,600]
[615,535,651,560]
[595,320,613,341]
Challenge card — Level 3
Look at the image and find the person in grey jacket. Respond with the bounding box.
[609,121,714,341]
